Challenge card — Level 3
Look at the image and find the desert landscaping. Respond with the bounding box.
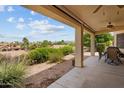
[0,37,77,87]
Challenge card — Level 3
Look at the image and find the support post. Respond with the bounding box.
[114,32,117,47]
[75,25,84,67]
[90,33,95,56]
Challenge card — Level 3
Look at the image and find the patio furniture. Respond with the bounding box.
[105,47,122,65]
[117,48,124,58]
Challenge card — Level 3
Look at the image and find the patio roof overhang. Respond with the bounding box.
[23,5,95,34]
[56,5,124,35]
[24,5,124,35]
[23,5,81,29]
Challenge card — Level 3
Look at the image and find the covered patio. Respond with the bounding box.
[24,5,124,88]
[48,56,124,88]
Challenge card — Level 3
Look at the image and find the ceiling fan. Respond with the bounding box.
[107,22,114,29]
[99,22,124,32]
[93,5,124,14]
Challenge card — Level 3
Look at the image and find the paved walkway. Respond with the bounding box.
[48,56,124,88]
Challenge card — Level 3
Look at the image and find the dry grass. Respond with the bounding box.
[0,50,27,58]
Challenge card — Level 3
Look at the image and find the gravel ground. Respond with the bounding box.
[25,55,89,88]
[25,60,74,88]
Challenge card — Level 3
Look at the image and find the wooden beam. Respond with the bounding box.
[23,5,81,28]
[95,25,124,35]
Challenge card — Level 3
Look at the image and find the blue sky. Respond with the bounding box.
[0,5,75,42]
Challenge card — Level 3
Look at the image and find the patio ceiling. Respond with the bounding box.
[56,5,124,34]
[24,5,124,34]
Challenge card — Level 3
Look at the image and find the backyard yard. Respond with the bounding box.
[0,42,77,88]
[0,45,90,88]
[0,5,123,89]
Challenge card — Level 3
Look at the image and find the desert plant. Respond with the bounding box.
[95,33,114,46]
[17,54,30,65]
[28,46,73,65]
[28,48,49,64]
[105,41,113,46]
[0,54,13,64]
[41,40,50,47]
[36,48,49,61]
[29,43,37,50]
[0,54,7,62]
[60,46,73,56]
[96,43,106,53]
[28,49,42,64]
[83,32,91,47]
[96,43,106,59]
[0,61,26,88]
[48,49,63,63]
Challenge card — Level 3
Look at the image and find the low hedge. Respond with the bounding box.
[28,46,74,65]
[60,46,73,56]
[48,49,63,63]
[28,48,49,64]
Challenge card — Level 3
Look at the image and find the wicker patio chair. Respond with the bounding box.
[115,47,124,58]
[106,47,122,65]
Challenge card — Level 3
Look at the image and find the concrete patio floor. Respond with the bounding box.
[48,56,124,88]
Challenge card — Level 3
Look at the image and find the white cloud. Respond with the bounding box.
[30,30,54,36]
[16,17,25,30]
[7,17,25,30]
[28,20,64,35]
[28,18,32,21]
[30,11,35,15]
[59,33,68,36]
[16,23,25,30]
[18,17,24,23]
[0,5,5,12]
[7,6,14,12]
[7,17,15,23]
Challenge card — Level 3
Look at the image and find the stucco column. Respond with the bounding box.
[114,32,117,47]
[75,25,83,67]
[90,33,95,56]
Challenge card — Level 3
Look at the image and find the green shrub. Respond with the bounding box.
[29,43,37,50]
[28,46,73,65]
[105,41,112,46]
[28,50,42,64]
[28,48,49,64]
[47,48,59,53]
[96,43,106,53]
[36,48,49,61]
[0,62,26,88]
[48,49,63,63]
[60,46,73,56]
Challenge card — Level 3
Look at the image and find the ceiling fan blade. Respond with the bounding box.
[93,5,102,13]
[98,25,124,32]
[117,5,124,8]
[112,25,124,30]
